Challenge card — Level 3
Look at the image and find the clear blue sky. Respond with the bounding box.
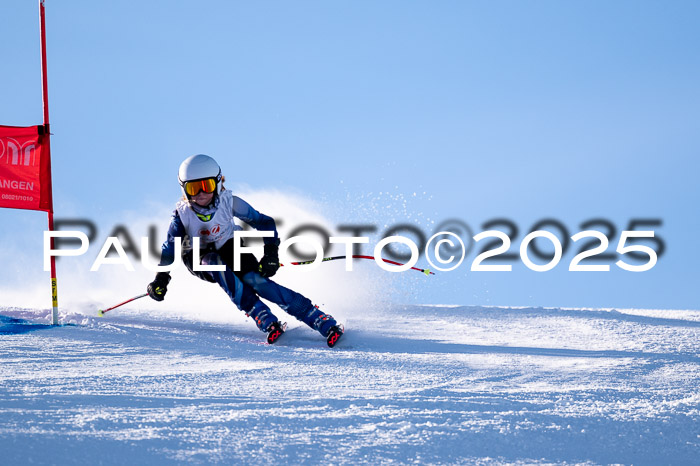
[1,0,699,310]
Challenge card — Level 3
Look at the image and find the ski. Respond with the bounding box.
[266,321,287,344]
[326,324,344,348]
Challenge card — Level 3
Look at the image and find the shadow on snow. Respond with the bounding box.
[0,315,72,335]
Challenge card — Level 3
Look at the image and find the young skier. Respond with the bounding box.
[146,154,344,347]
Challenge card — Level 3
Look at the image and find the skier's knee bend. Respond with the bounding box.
[282,293,314,318]
[241,271,268,289]
[241,272,311,313]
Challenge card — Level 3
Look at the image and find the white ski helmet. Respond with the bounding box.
[178,154,223,197]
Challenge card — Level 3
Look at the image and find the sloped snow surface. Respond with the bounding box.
[1,305,699,464]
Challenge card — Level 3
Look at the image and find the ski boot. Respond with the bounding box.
[266,321,286,344]
[326,324,344,348]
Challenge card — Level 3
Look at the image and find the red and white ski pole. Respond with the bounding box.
[97,293,148,317]
[282,255,435,275]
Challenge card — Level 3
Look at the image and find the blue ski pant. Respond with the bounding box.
[184,247,336,336]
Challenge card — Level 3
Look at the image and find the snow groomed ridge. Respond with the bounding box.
[1,304,698,464]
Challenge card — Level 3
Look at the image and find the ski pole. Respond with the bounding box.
[282,255,434,275]
[97,293,148,317]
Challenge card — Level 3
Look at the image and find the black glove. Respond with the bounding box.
[258,243,280,278]
[147,272,171,301]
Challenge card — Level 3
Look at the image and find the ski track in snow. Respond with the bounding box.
[1,305,699,465]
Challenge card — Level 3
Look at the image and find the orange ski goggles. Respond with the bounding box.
[184,178,217,196]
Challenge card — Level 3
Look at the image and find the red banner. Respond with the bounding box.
[0,125,52,212]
